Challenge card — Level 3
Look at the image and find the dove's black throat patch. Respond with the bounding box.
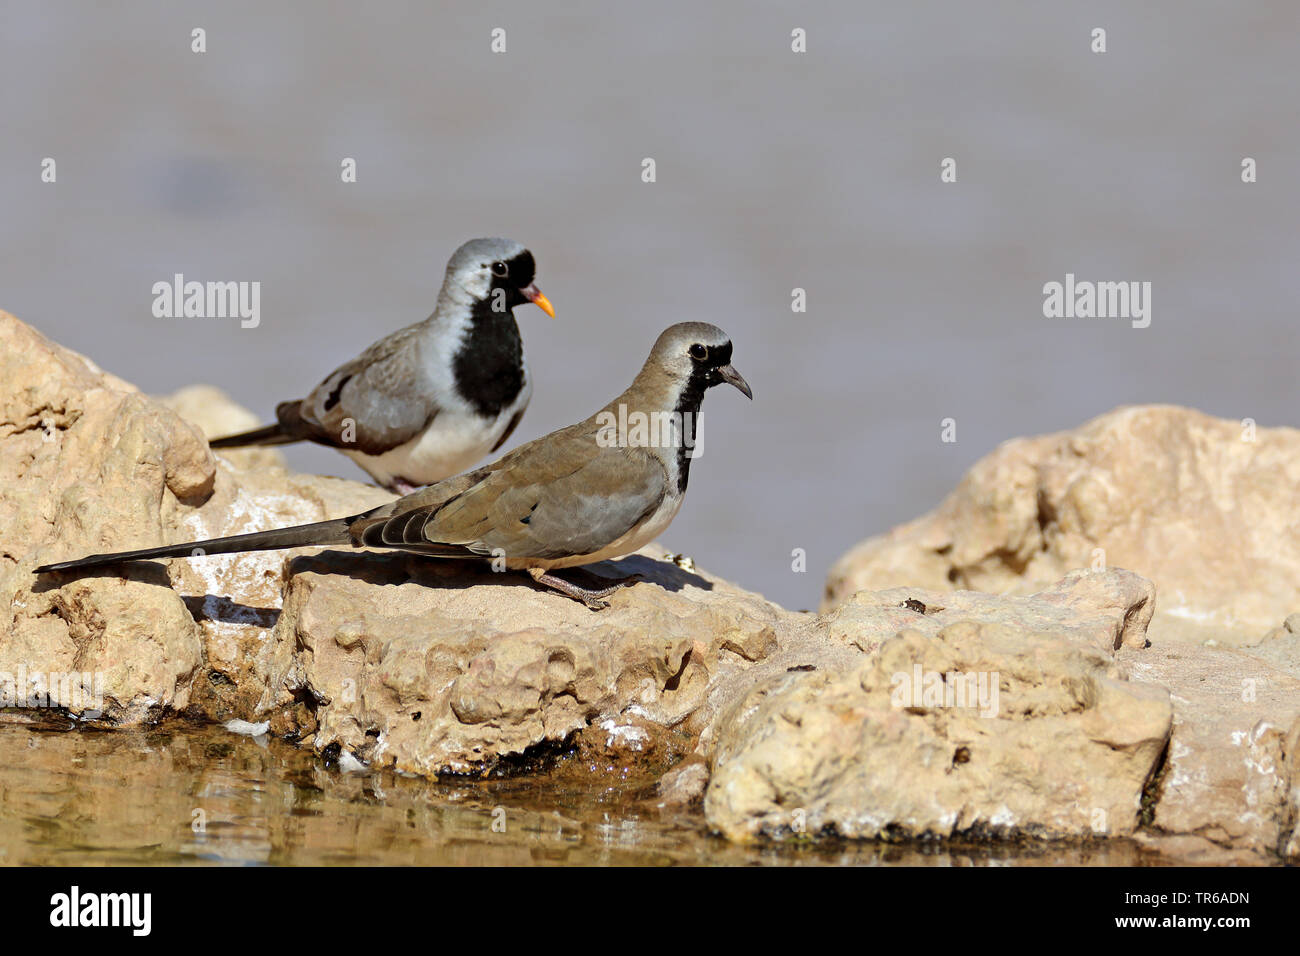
[670,367,710,495]
[454,298,526,418]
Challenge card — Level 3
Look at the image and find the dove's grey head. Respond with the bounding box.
[441,237,554,317]
[636,322,752,404]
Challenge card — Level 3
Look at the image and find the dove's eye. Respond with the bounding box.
[688,343,707,360]
[491,261,509,278]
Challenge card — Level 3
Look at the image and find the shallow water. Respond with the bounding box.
[0,722,1172,866]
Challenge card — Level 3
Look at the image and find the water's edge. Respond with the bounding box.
[0,721,1177,866]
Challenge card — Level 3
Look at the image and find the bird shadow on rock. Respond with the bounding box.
[285,549,471,590]
[282,549,714,599]
[32,561,279,627]
[29,562,173,594]
[180,595,281,630]
[585,553,714,595]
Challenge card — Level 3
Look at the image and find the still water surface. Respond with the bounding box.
[0,722,1170,866]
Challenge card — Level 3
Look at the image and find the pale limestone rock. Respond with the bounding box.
[1120,640,1300,861]
[824,405,1300,645]
[703,595,1173,843]
[2,312,214,721]
[1,310,391,725]
[272,548,789,775]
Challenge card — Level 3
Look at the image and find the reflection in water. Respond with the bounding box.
[0,723,1169,866]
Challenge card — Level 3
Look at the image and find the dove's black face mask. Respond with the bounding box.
[687,340,752,400]
[490,251,537,310]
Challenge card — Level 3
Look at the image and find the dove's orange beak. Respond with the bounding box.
[522,284,555,318]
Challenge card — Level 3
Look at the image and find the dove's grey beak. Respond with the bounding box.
[717,364,752,400]
[521,283,555,318]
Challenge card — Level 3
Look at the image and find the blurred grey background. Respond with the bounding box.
[2,1,1296,610]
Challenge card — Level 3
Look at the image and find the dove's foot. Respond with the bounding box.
[527,568,644,610]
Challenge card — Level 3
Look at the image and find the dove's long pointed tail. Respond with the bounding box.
[33,517,357,574]
[209,423,297,448]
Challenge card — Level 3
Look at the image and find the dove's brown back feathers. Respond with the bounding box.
[347,322,741,566]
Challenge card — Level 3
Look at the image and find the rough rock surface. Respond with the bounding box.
[1121,638,1300,861]
[1,313,393,723]
[824,405,1300,645]
[702,579,1172,842]
[818,402,1300,860]
[3,311,1298,861]
[271,548,787,775]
